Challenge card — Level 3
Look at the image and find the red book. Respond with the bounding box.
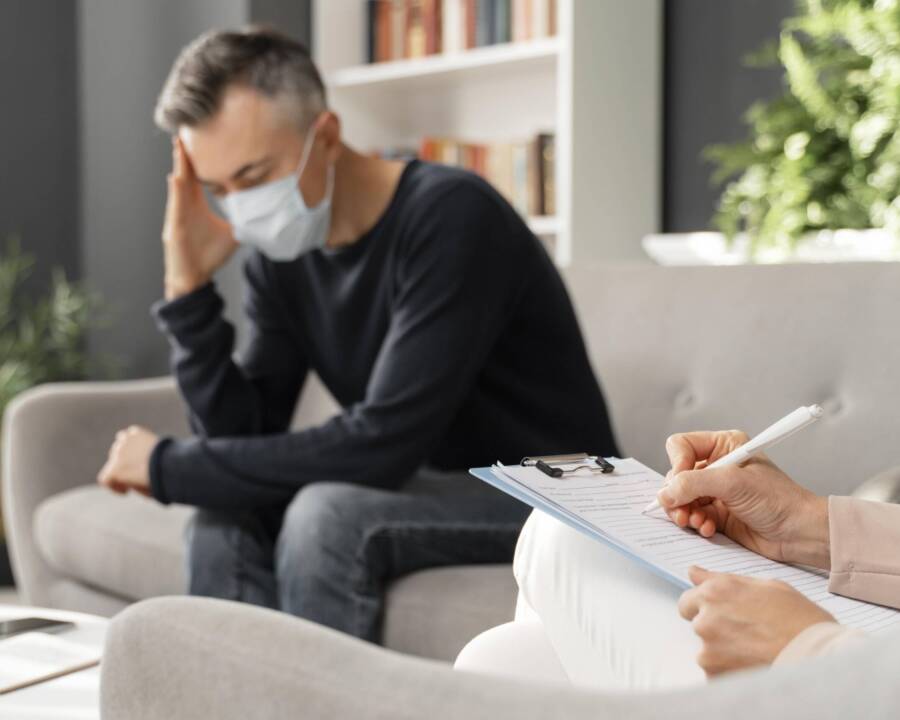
[424,0,443,55]
[464,0,477,49]
[375,1,392,62]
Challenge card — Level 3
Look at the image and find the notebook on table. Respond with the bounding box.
[470,457,900,634]
[0,631,100,694]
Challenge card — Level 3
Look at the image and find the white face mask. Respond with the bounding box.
[218,124,333,261]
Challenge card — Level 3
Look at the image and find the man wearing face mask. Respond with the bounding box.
[97,27,619,643]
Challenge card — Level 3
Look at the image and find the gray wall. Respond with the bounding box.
[664,0,794,232]
[0,2,79,296]
[79,0,311,378]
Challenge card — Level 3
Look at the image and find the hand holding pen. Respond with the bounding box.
[648,406,832,570]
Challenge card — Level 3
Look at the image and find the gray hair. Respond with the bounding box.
[154,26,327,133]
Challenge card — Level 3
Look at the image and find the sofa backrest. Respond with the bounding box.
[563,262,900,496]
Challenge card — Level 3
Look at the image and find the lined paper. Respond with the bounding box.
[492,458,900,634]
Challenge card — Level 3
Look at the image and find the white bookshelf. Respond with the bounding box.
[314,0,661,267]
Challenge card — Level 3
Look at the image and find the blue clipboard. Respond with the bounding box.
[470,466,692,591]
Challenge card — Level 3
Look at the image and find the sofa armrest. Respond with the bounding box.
[2,377,189,606]
[853,465,900,504]
[101,596,900,720]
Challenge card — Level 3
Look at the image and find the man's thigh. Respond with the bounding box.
[277,467,530,578]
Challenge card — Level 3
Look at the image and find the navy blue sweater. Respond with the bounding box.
[149,161,619,511]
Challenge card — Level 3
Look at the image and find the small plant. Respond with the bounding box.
[706,0,900,255]
[0,237,110,421]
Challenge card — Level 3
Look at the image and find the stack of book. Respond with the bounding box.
[418,133,556,218]
[367,0,557,63]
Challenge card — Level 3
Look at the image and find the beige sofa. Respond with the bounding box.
[6,262,900,666]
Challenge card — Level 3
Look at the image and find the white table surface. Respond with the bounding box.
[0,604,107,720]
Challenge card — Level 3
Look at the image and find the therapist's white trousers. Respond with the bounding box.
[455,511,706,690]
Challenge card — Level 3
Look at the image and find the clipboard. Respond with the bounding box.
[470,460,691,590]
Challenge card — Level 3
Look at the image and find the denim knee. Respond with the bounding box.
[275,482,371,580]
[184,509,237,595]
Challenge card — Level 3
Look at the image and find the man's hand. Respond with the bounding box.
[659,430,831,569]
[678,566,835,676]
[162,136,237,300]
[97,426,159,496]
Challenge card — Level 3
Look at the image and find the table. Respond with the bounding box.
[0,604,107,719]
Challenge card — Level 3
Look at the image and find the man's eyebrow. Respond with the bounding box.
[198,157,272,186]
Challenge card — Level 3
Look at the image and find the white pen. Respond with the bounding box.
[642,404,825,516]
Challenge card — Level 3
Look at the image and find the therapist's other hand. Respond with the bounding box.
[97,426,158,497]
[679,566,835,676]
[162,136,237,300]
[660,431,830,569]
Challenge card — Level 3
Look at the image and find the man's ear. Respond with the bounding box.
[318,111,342,163]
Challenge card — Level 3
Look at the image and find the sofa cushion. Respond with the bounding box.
[34,485,192,601]
[34,485,517,660]
[383,564,517,662]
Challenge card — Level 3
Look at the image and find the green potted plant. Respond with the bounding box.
[645,0,900,264]
[0,237,109,581]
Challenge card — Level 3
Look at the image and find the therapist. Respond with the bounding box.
[459,429,900,687]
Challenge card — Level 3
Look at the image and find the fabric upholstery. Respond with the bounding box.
[565,263,900,496]
[101,595,900,720]
[34,485,191,601]
[382,565,517,661]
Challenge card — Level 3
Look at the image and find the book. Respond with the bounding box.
[493,0,512,44]
[0,632,101,694]
[366,0,379,63]
[424,0,443,55]
[367,0,555,63]
[407,0,427,57]
[416,132,555,219]
[539,132,555,217]
[391,0,407,60]
[442,0,463,53]
[464,0,477,49]
[475,0,494,47]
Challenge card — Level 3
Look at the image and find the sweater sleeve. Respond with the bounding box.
[151,255,308,440]
[151,183,527,512]
[826,495,900,609]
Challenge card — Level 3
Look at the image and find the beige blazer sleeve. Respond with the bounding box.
[774,622,867,666]
[827,495,900,608]
[776,495,900,663]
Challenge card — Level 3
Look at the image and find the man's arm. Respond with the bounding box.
[150,183,528,512]
[153,254,307,438]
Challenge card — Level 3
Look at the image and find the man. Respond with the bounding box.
[96,27,618,643]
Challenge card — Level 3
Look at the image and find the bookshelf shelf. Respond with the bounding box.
[315,1,661,268]
[327,37,560,90]
[527,215,559,236]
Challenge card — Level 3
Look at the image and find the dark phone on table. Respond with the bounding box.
[0,617,75,639]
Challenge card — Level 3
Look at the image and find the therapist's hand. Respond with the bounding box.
[162,136,237,300]
[679,566,835,676]
[660,431,831,569]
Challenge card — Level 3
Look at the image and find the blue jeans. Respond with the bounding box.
[184,468,529,642]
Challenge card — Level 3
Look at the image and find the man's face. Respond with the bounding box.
[180,85,332,207]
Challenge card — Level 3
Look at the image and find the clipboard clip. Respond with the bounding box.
[521,453,615,478]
